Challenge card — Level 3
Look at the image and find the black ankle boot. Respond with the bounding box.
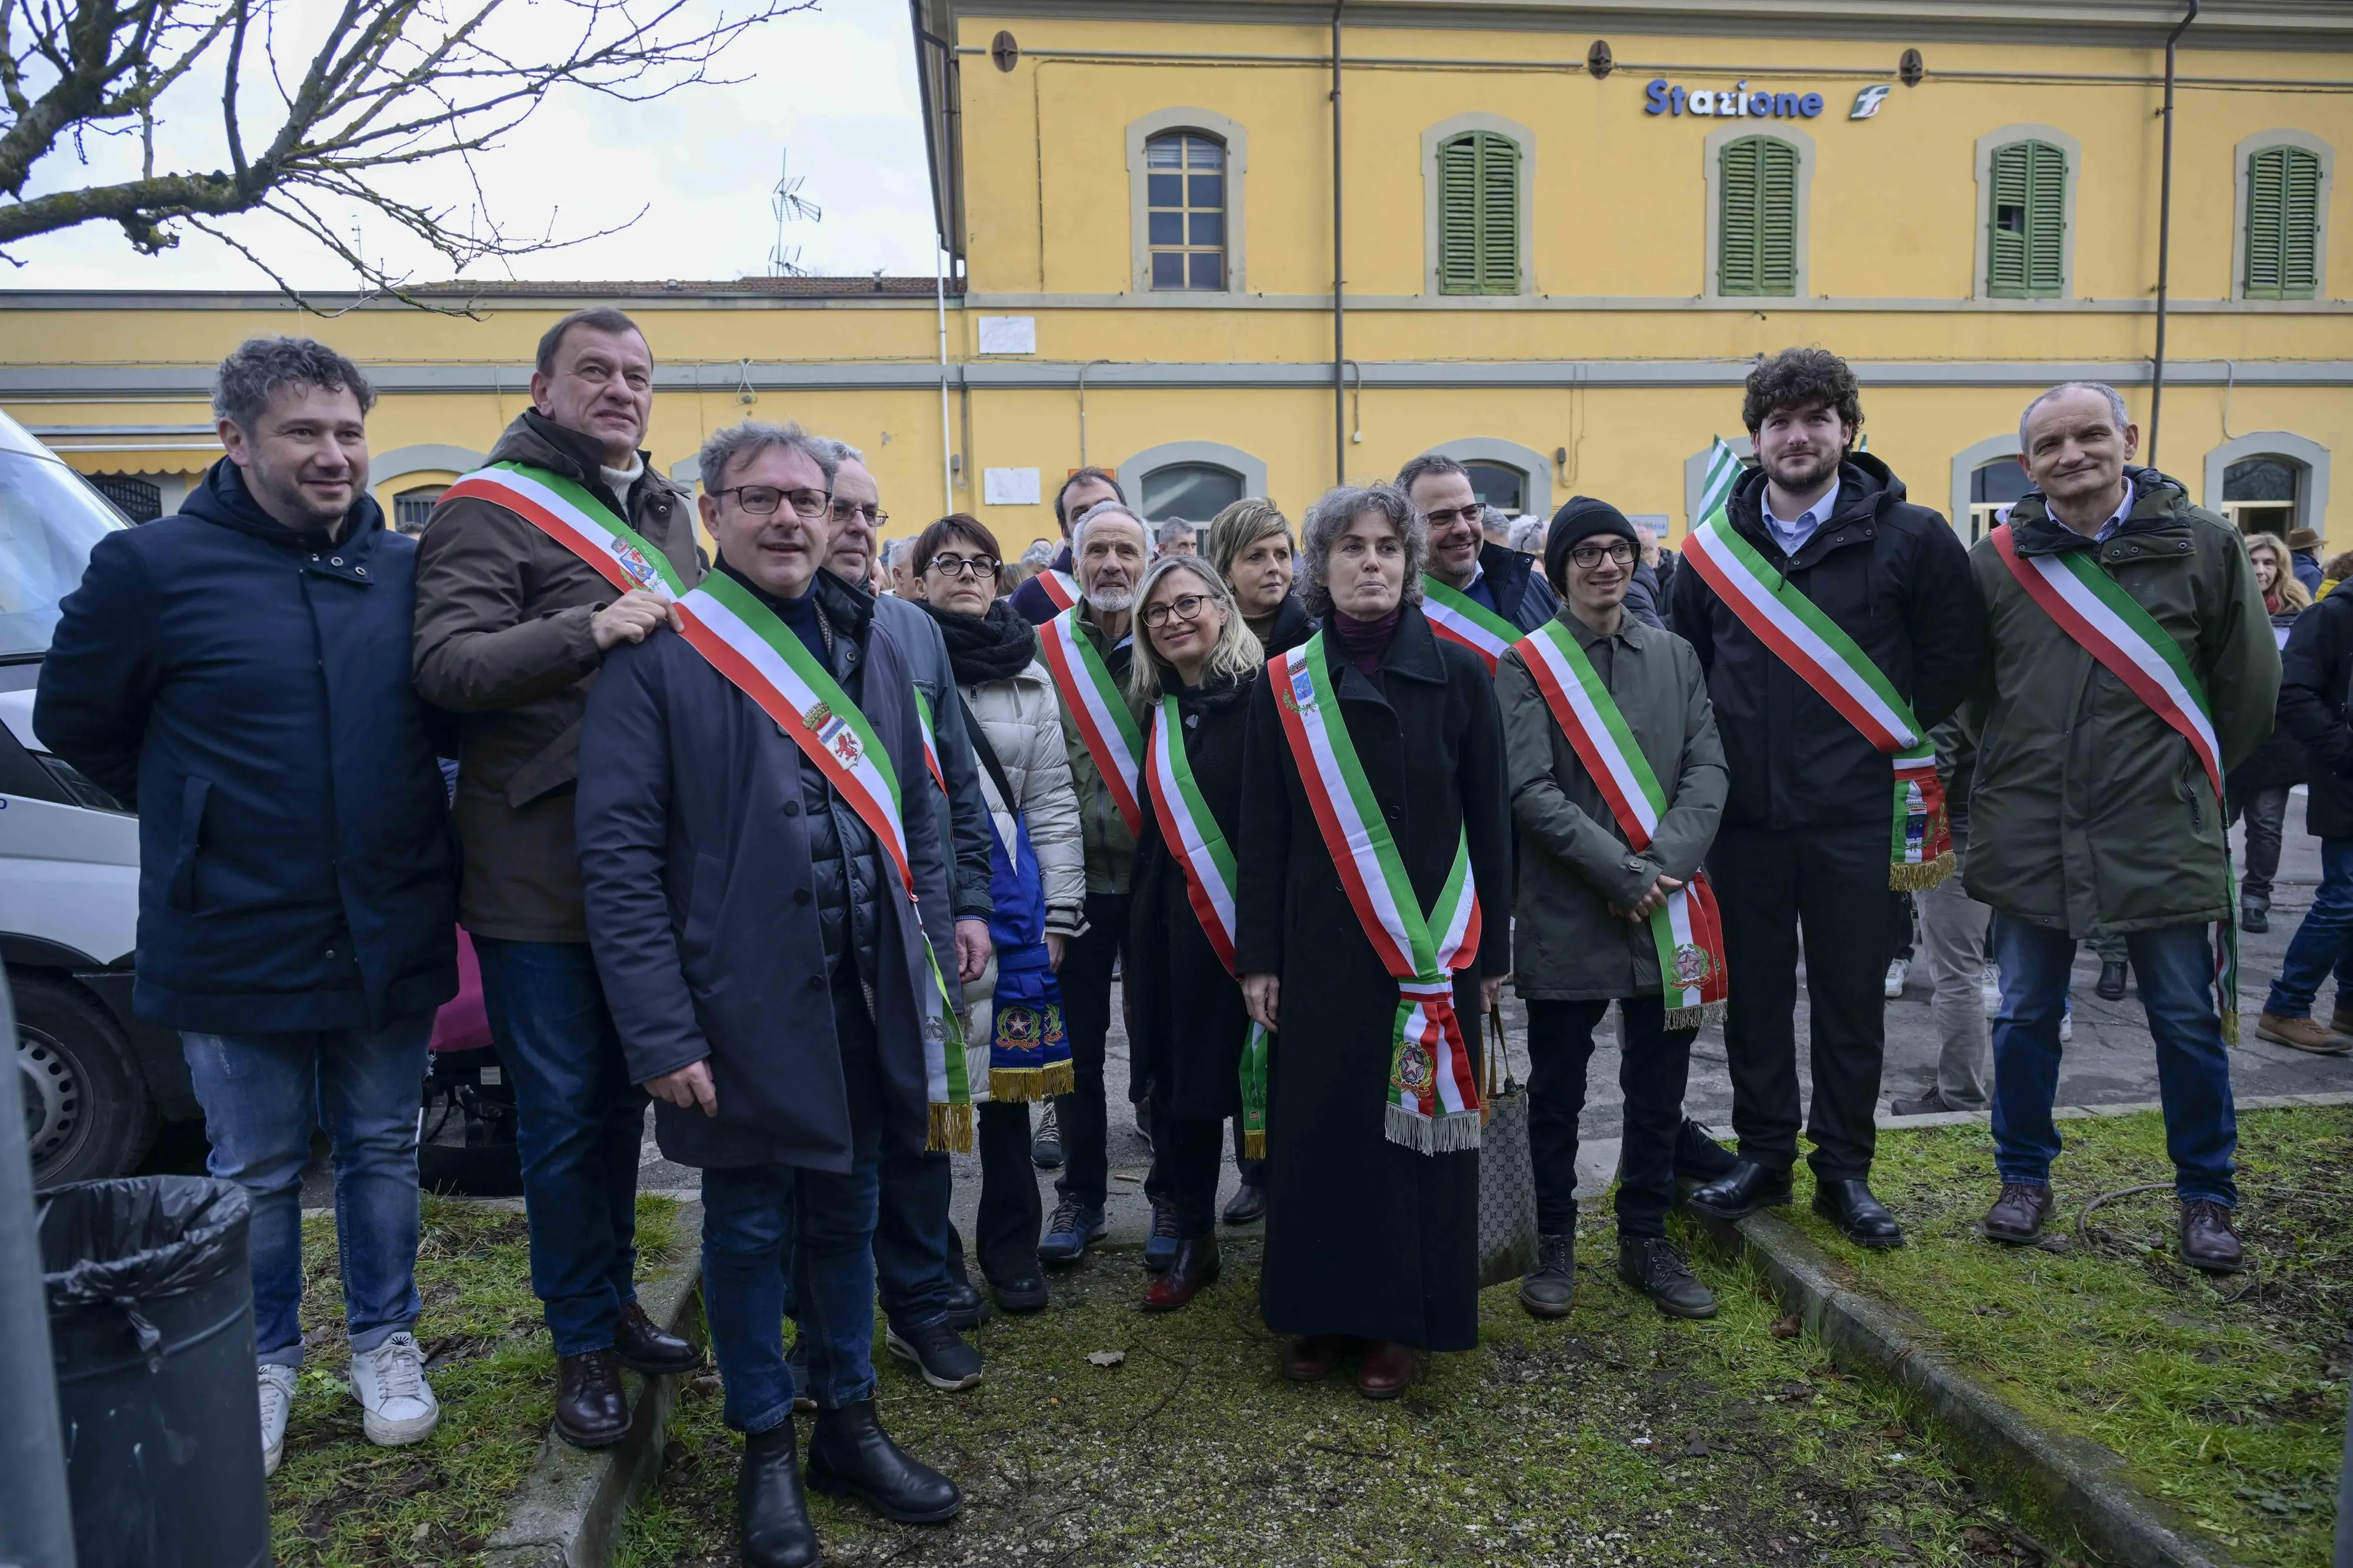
[806,1399,963,1523]
[737,1422,819,1568]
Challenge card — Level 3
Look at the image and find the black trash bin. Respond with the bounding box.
[39,1176,270,1568]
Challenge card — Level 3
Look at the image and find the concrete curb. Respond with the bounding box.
[482,1201,705,1568]
[1688,1202,2242,1568]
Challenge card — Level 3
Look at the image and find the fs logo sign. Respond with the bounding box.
[1851,84,1894,119]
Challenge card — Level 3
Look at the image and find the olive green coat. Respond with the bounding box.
[1050,608,1139,895]
[1498,611,1727,1001]
[1960,470,2278,937]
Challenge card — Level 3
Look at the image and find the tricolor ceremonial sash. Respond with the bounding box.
[910,689,948,796]
[1517,622,1730,1029]
[1143,695,1274,1157]
[1273,636,1484,1154]
[1037,607,1147,838]
[1682,513,1953,890]
[1035,568,1079,612]
[1421,578,1526,675]
[443,462,974,1148]
[1991,522,2239,1044]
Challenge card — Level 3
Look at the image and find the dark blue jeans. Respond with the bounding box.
[865,1147,956,1335]
[179,1012,434,1366]
[1990,915,2237,1205]
[472,937,644,1356]
[704,1005,888,1433]
[2265,836,2353,1019]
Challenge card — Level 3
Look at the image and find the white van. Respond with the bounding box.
[0,407,199,1185]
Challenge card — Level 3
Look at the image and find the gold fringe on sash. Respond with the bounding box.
[1888,850,1955,893]
[988,1060,1075,1103]
[1663,999,1727,1033]
[2221,1007,2240,1049]
[926,1100,974,1155]
[1241,1129,1268,1160]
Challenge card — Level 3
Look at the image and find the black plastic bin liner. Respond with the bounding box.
[39,1176,270,1568]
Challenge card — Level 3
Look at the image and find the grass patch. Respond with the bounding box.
[618,1207,2058,1568]
[269,1192,683,1566]
[1780,1103,2352,1566]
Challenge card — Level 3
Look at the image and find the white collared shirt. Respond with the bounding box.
[2091,479,2137,543]
[1764,476,1840,556]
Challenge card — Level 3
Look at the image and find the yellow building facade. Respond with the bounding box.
[6,0,2353,552]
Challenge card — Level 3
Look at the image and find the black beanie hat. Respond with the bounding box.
[1544,495,1639,593]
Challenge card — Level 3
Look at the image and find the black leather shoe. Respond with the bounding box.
[1684,1159,1792,1220]
[942,1277,988,1333]
[1814,1177,1906,1249]
[738,1422,819,1568]
[2095,959,2129,1002]
[1221,1182,1268,1225]
[806,1400,963,1523]
[1144,1236,1221,1310]
[989,1269,1050,1314]
[614,1299,702,1376]
[553,1350,631,1449]
[1517,1233,1575,1319]
[1618,1236,1718,1319]
[1674,1119,1740,1183]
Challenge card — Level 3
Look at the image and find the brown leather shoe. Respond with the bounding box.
[1144,1237,1219,1312]
[2179,1200,2247,1273]
[1278,1335,1351,1383]
[1355,1340,1417,1400]
[2255,1011,2348,1055]
[554,1350,632,1449]
[615,1300,703,1376]
[2330,1005,2353,1039]
[1982,1182,2052,1245]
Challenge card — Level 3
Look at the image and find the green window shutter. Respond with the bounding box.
[2246,145,2321,301]
[1437,132,1520,295]
[1719,136,1797,297]
[1988,140,2066,299]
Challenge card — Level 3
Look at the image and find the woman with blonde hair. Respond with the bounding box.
[2233,532,2311,936]
[1204,498,1312,659]
[1122,555,1264,1308]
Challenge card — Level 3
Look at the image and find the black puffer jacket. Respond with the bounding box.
[2279,589,2353,839]
[2227,606,2309,796]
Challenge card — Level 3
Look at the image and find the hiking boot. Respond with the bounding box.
[884,1320,984,1392]
[1982,1181,2052,1244]
[2257,1011,2348,1055]
[1036,1199,1105,1266]
[1144,1193,1181,1273]
[1031,1103,1064,1170]
[352,1331,440,1447]
[2179,1200,2246,1273]
[259,1362,297,1477]
[1518,1233,1575,1318]
[1617,1236,1718,1319]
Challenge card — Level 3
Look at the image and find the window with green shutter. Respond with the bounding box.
[1986,140,2067,299]
[1437,131,1521,295]
[1717,136,1799,297]
[2245,145,2322,300]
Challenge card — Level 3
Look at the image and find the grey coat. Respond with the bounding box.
[872,590,994,922]
[1498,611,1727,1002]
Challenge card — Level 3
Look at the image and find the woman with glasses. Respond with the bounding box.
[911,515,1085,1313]
[1234,484,1511,1400]
[1203,498,1312,660]
[1122,557,1265,1310]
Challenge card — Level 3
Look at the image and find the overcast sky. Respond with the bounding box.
[4,0,939,291]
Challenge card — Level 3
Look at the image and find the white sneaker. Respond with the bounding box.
[258,1362,298,1477]
[2060,999,2074,1043]
[351,1331,441,1447]
[1981,965,2002,1015]
[1884,958,1910,999]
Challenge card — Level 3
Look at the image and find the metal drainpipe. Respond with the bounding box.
[936,246,954,516]
[1078,358,1112,469]
[2149,0,2197,468]
[1332,1,1347,488]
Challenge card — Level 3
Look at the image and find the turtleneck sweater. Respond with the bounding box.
[1330,605,1402,678]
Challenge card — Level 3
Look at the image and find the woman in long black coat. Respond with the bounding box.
[1124,556,1264,1309]
[1235,483,1512,1400]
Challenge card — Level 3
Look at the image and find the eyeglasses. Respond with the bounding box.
[1569,541,1638,569]
[924,553,1000,581]
[831,500,889,527]
[1141,593,1214,629]
[1421,505,1483,529]
[712,485,830,520]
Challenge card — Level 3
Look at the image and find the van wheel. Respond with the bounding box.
[12,975,159,1186]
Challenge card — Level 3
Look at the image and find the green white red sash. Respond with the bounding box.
[1421,578,1526,675]
[910,688,947,795]
[1991,522,2239,1044]
[1036,568,1079,612]
[1037,606,1146,838]
[443,462,974,1148]
[1273,635,1484,1154]
[1683,512,1952,890]
[1516,622,1729,1029]
[1143,693,1273,1156]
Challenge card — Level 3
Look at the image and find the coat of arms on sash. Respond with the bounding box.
[609,539,661,590]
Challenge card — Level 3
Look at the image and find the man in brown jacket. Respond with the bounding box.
[414,306,706,1447]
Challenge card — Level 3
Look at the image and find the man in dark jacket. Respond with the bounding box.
[1671,349,1988,1247]
[2265,583,2353,1049]
[1399,454,1561,638]
[36,336,458,1478]
[578,422,965,1566]
[412,307,704,1447]
[1008,466,1124,623]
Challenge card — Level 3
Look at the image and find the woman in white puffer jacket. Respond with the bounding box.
[911,514,1084,1314]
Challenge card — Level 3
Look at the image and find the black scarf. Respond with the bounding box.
[924,597,1039,685]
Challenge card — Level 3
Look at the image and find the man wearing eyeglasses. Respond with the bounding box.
[414,306,707,1450]
[816,439,995,1393]
[1398,454,1561,642]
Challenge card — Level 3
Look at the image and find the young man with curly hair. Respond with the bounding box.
[1669,348,1988,1247]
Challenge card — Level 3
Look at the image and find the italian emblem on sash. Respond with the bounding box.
[611,539,661,589]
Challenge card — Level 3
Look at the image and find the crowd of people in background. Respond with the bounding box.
[33,309,2334,1568]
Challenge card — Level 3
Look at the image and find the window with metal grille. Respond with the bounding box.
[1139,462,1242,522]
[1464,462,1526,515]
[2223,456,2301,538]
[90,475,161,522]
[1987,141,2067,299]
[1145,133,1227,292]
[394,486,447,535]
[1968,460,2033,543]
[1718,136,1799,297]
[2245,145,2322,301]
[1437,131,1520,295]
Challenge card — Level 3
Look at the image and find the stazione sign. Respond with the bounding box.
[1643,78,1826,118]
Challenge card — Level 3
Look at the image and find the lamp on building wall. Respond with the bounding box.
[1586,39,1614,78]
[1899,49,1924,87]
[992,31,1019,72]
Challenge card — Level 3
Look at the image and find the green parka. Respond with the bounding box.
[1051,609,1139,895]
[1960,469,2278,938]
[1499,611,1727,1001]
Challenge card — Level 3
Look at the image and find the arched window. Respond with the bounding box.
[1463,461,1527,515]
[1138,462,1243,522]
[1144,132,1227,292]
[2222,457,2302,538]
[394,485,448,536]
[1967,461,2032,542]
